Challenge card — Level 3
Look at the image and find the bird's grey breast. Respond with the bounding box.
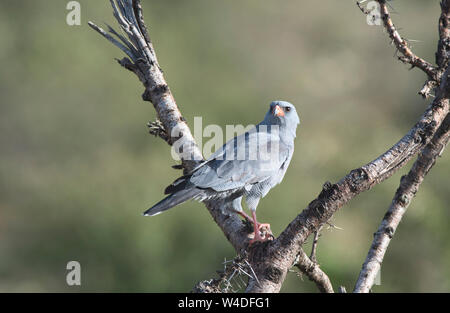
[248,141,293,199]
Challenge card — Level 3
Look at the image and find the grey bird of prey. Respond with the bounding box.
[144,101,300,243]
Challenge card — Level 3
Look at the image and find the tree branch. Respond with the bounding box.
[294,247,334,293]
[243,2,450,293]
[309,225,323,263]
[375,0,438,81]
[351,1,450,293]
[245,87,448,292]
[89,1,253,255]
[354,112,450,293]
[89,1,203,172]
[437,0,450,69]
[193,254,260,293]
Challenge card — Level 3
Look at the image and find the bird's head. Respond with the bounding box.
[263,101,300,139]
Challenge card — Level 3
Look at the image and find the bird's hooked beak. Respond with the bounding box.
[273,104,284,117]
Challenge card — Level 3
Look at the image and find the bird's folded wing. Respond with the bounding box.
[190,130,290,192]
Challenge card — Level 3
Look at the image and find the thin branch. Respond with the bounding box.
[147,119,169,143]
[356,1,371,15]
[89,0,203,172]
[374,0,438,81]
[437,0,450,69]
[192,254,258,293]
[294,248,334,293]
[310,225,323,263]
[419,79,438,99]
[87,22,135,60]
[354,113,450,293]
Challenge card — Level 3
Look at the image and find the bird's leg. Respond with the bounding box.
[252,210,272,235]
[236,210,252,222]
[236,211,272,234]
[249,211,272,244]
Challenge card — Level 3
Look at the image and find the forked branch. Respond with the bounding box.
[353,0,450,293]
[354,112,450,293]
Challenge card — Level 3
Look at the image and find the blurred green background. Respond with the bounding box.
[0,0,448,292]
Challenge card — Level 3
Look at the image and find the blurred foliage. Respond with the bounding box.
[0,0,448,292]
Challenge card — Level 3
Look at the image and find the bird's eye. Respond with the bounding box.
[285,107,291,112]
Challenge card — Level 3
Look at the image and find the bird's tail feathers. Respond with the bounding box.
[164,176,191,194]
[143,187,201,216]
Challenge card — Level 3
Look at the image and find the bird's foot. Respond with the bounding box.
[257,222,272,235]
[249,222,273,245]
[249,232,269,245]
